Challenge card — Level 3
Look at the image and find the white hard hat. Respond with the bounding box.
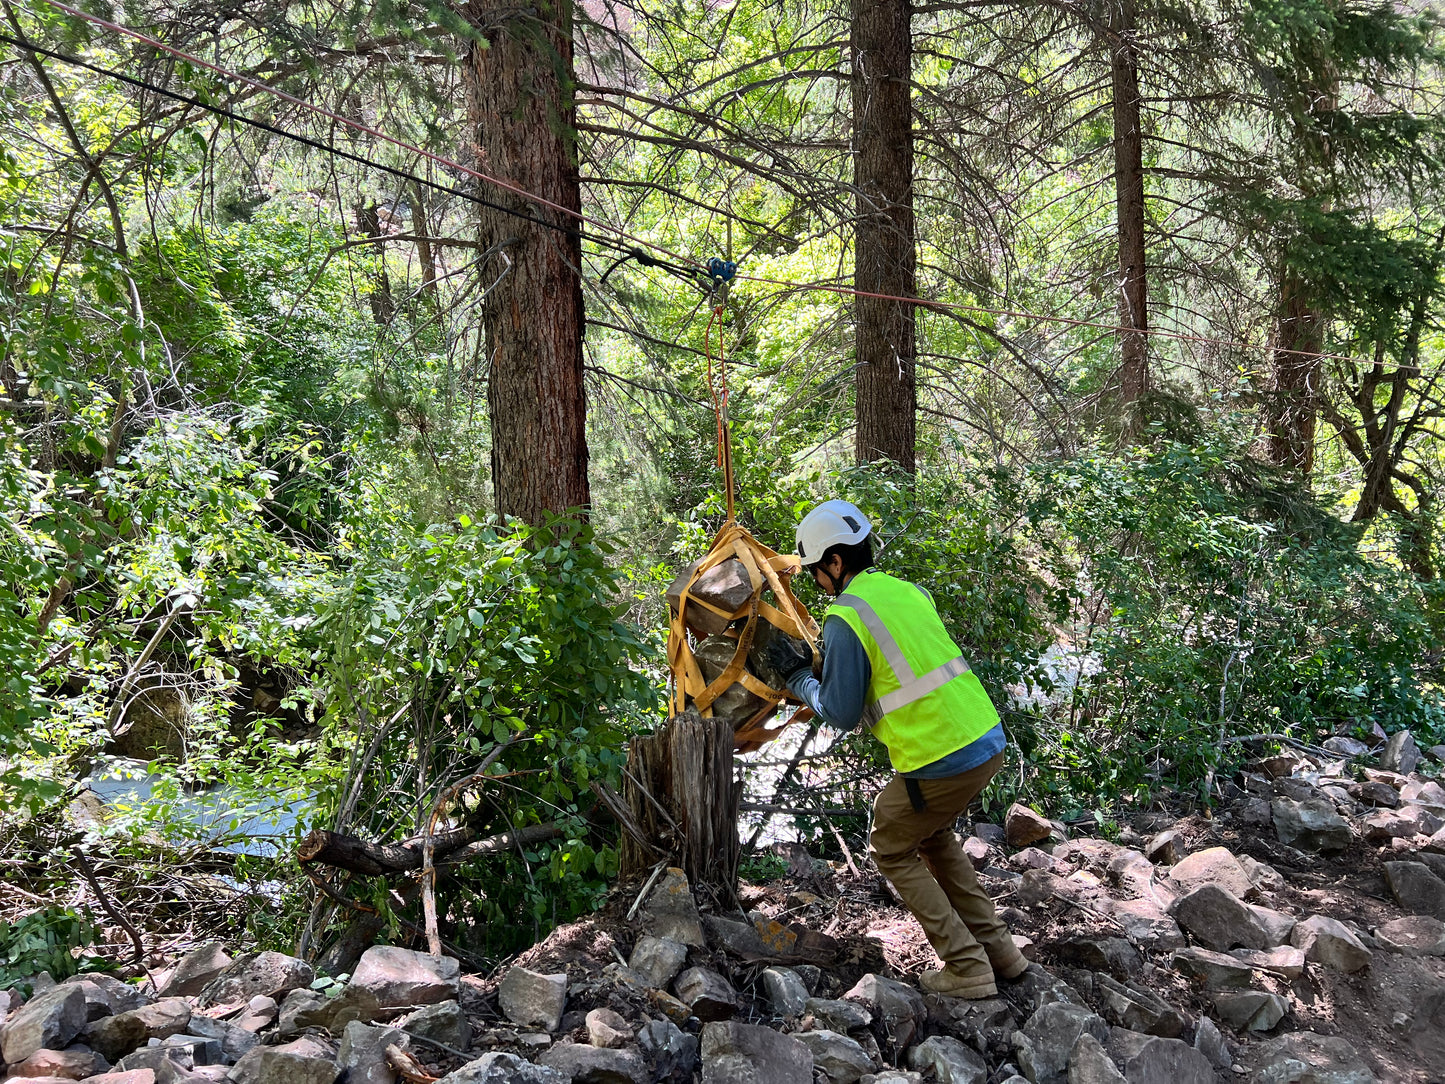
[796,500,872,566]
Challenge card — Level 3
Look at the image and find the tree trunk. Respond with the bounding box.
[409,183,439,306]
[851,0,916,475]
[356,203,395,326]
[464,0,590,522]
[1110,0,1148,411]
[1267,270,1322,473]
[618,710,740,896]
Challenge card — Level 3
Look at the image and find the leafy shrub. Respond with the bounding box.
[0,908,110,993]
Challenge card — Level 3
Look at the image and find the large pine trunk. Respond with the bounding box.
[851,0,916,475]
[1110,0,1149,411]
[1267,271,1322,474]
[464,0,590,522]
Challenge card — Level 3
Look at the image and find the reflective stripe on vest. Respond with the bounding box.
[826,570,999,772]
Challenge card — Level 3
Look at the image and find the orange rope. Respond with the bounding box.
[703,304,735,522]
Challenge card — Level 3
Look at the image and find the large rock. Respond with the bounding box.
[807,997,872,1032]
[1166,847,1252,898]
[1067,1033,1125,1083]
[1361,805,1443,842]
[761,968,809,1016]
[1229,946,1307,980]
[627,936,688,989]
[1012,1002,1109,1084]
[1093,975,1182,1037]
[584,1008,630,1049]
[1170,885,1270,951]
[1212,990,1288,1032]
[198,952,313,1007]
[1272,799,1351,853]
[1374,915,1445,956]
[1006,804,1053,847]
[1,986,88,1064]
[396,1000,470,1050]
[497,966,567,1032]
[699,1020,813,1084]
[639,868,706,948]
[674,967,736,1022]
[637,1018,697,1084]
[157,944,232,999]
[1379,730,1420,774]
[798,1029,876,1084]
[350,946,460,1012]
[84,998,192,1061]
[1247,1031,1377,1083]
[336,1020,407,1084]
[907,1035,984,1084]
[436,1052,568,1083]
[1193,1017,1230,1069]
[1290,916,1372,972]
[1383,861,1445,920]
[63,974,147,1017]
[1054,936,1141,978]
[183,1014,258,1063]
[1096,899,1184,952]
[1120,1037,1213,1083]
[1169,947,1254,989]
[8,1046,111,1079]
[843,974,926,1052]
[537,1041,649,1083]
[227,1037,338,1084]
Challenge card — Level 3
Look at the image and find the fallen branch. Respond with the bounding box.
[71,850,145,970]
[296,822,562,877]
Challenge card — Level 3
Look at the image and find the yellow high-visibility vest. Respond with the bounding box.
[824,569,1000,772]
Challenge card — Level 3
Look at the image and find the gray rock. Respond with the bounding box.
[396,999,470,1050]
[1248,1031,1377,1083]
[1105,1027,1152,1065]
[537,1041,649,1083]
[1212,990,1288,1032]
[1012,1002,1109,1084]
[1120,1036,1213,1083]
[627,936,688,989]
[1229,945,1307,980]
[1010,967,1087,1013]
[702,915,767,957]
[760,968,809,1016]
[337,1020,407,1084]
[227,1037,338,1084]
[6,1045,111,1079]
[184,1015,259,1062]
[158,944,232,999]
[1428,744,1445,764]
[1054,936,1141,978]
[863,1074,926,1084]
[843,974,926,1053]
[1272,799,1351,853]
[1383,861,1445,920]
[1192,1017,1230,1069]
[699,1020,813,1084]
[1374,915,1445,956]
[1097,899,1184,952]
[798,1029,876,1084]
[907,1035,985,1084]
[117,1042,197,1075]
[1170,885,1270,951]
[275,988,328,1037]
[585,1008,630,1048]
[1361,805,1442,842]
[1379,730,1420,774]
[636,1018,696,1083]
[1353,781,1400,808]
[350,946,460,1012]
[0,985,87,1064]
[199,951,313,1007]
[1168,947,1254,989]
[1143,831,1180,866]
[1093,975,1182,1038]
[1322,737,1370,758]
[63,972,149,1016]
[1247,904,1297,947]
[1290,916,1372,972]
[639,868,706,948]
[673,967,736,1022]
[806,997,872,1032]
[1006,804,1053,847]
[84,997,192,1061]
[1067,1033,1125,1083]
[498,966,568,1032]
[436,1052,569,1084]
[1166,847,1253,898]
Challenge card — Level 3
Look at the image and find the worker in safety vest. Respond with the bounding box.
[763,499,1026,999]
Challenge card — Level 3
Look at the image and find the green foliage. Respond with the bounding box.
[0,907,110,993]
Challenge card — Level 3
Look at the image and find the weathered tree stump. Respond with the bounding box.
[619,709,740,893]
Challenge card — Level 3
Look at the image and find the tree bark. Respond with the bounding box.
[409,183,439,306]
[297,822,562,876]
[356,203,395,326]
[851,0,916,474]
[463,0,590,522]
[1266,272,1322,474]
[1110,0,1148,411]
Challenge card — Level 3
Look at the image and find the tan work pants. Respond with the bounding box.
[868,752,1020,982]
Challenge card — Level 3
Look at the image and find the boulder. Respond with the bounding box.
[1012,1002,1109,1084]
[585,1008,630,1049]
[1192,1017,1230,1070]
[198,952,313,1007]
[84,998,192,1061]
[1166,847,1253,898]
[1169,884,1270,951]
[1006,804,1053,847]
[395,1000,470,1050]
[1290,916,1372,972]
[964,837,991,862]
[0,986,88,1064]
[843,974,926,1052]
[798,1029,877,1084]
[76,1072,157,1084]
[1429,744,1445,764]
[1093,975,1182,1037]
[1246,904,1297,947]
[1120,1037,1213,1083]
[350,946,460,1012]
[674,967,736,1021]
[1272,799,1352,853]
[638,868,706,948]
[1383,861,1445,920]
[626,936,688,989]
[636,1018,696,1083]
[906,1035,985,1084]
[1229,946,1306,980]
[760,968,809,1016]
[1212,990,1288,1032]
[1322,736,1370,758]
[436,1052,568,1083]
[336,1020,408,1084]
[1379,730,1420,774]
[667,557,754,638]
[806,997,872,1032]
[702,915,767,958]
[1066,1033,1124,1083]
[1353,781,1400,808]
[1361,805,1442,842]
[537,1041,649,1083]
[1143,831,1180,866]
[1247,1031,1377,1083]
[7,1046,111,1079]
[62,974,147,1017]
[699,1020,813,1084]
[1168,947,1254,989]
[157,944,232,999]
[1374,915,1445,956]
[227,1037,337,1084]
[498,966,568,1032]
[231,995,277,1033]
[1096,899,1184,952]
[1054,936,1141,978]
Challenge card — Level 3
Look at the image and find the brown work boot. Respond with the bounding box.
[919,964,998,1000]
[991,946,1029,981]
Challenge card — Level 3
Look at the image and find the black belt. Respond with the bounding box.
[904,777,927,813]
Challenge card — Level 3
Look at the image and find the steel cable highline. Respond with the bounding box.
[18,0,1370,367]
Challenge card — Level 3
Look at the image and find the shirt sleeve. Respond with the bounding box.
[785,615,871,731]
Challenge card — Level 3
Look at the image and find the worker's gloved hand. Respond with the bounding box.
[763,635,814,685]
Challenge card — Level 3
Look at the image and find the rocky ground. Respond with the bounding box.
[2,730,1444,1084]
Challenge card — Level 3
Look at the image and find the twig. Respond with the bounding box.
[70,850,145,969]
[626,861,668,923]
[826,820,861,879]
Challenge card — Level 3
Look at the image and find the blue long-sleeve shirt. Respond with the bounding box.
[785,613,1004,778]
